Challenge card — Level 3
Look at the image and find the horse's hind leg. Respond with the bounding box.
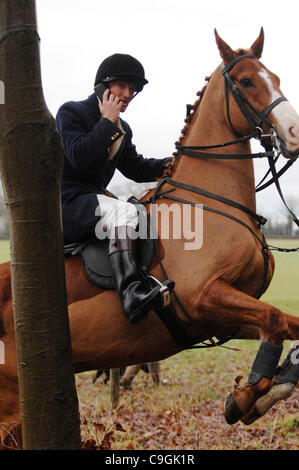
[119,364,142,389]
[0,369,21,448]
[196,279,294,424]
[0,339,21,449]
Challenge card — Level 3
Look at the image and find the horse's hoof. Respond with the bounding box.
[224,393,243,425]
[241,405,261,425]
[119,383,132,390]
[241,383,295,425]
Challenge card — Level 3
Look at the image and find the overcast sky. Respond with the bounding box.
[36,0,299,222]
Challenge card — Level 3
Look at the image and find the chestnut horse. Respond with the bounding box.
[1,29,299,448]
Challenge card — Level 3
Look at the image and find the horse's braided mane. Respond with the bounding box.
[161,75,211,178]
[161,48,251,178]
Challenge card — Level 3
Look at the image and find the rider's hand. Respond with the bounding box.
[97,89,122,124]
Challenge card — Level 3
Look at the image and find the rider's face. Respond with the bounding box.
[109,80,137,112]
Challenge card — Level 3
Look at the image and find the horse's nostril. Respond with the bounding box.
[287,125,299,145]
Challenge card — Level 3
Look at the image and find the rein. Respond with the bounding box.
[144,54,299,350]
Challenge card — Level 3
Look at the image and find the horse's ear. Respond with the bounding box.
[214,28,237,65]
[249,27,264,58]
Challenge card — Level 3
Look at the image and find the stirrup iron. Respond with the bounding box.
[148,275,174,308]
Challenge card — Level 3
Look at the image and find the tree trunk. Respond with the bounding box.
[0,0,81,449]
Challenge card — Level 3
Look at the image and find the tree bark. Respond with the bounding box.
[0,0,81,449]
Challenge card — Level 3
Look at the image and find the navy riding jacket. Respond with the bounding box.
[56,92,171,243]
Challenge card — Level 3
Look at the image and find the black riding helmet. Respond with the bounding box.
[94,53,148,92]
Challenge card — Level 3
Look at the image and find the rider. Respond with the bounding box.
[56,53,173,324]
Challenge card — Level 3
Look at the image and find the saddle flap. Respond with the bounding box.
[65,215,156,289]
[82,238,113,278]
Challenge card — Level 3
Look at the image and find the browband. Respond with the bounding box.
[222,54,257,74]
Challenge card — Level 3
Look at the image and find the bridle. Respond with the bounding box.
[175,53,299,227]
[176,54,287,158]
[141,54,299,351]
[222,54,287,139]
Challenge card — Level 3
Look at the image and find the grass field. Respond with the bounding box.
[262,239,299,307]
[1,238,299,449]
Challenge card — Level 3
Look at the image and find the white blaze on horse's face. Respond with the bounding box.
[259,68,299,156]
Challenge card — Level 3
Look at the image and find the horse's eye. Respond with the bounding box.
[240,78,253,88]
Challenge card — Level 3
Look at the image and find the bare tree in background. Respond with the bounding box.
[281,195,299,237]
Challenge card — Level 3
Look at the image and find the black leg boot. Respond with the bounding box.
[109,226,164,323]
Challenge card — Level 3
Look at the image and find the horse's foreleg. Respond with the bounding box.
[196,279,290,425]
[241,342,299,425]
[284,313,299,340]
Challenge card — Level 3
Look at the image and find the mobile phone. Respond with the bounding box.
[94,83,110,102]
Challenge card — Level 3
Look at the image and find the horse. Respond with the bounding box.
[1,28,299,449]
[93,363,160,388]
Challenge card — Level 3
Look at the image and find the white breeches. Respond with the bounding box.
[94,194,138,240]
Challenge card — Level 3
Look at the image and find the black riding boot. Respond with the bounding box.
[109,226,164,323]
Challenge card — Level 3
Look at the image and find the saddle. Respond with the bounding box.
[64,232,155,290]
[64,212,156,290]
